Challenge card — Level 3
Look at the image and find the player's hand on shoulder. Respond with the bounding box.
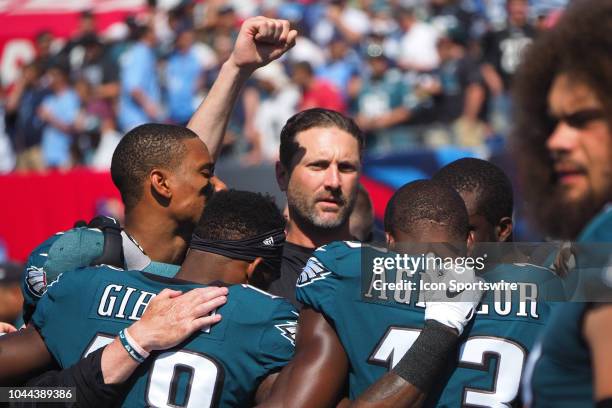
[0,322,17,335]
[128,286,228,352]
[229,16,298,72]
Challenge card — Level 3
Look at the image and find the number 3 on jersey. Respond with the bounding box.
[84,334,222,407]
[369,327,526,408]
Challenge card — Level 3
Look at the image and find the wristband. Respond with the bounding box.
[392,320,459,392]
[119,328,149,363]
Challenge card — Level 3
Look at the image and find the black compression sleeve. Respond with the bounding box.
[391,320,459,392]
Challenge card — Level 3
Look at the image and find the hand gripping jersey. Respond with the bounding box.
[32,266,297,407]
[524,206,612,408]
[296,241,558,407]
[22,226,179,323]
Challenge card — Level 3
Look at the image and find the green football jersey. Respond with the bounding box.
[296,241,557,406]
[525,206,612,407]
[22,228,180,323]
[32,266,296,407]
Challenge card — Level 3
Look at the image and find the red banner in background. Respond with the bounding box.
[0,0,145,88]
[1,169,121,262]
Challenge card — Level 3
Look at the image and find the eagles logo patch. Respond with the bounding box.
[25,265,47,298]
[296,257,331,287]
[275,315,298,345]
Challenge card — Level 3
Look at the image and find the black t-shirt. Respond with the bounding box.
[432,55,485,123]
[268,242,314,310]
[482,24,536,90]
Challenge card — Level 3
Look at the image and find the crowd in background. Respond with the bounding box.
[1,0,567,172]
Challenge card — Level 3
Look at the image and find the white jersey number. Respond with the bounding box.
[84,334,222,407]
[369,328,526,407]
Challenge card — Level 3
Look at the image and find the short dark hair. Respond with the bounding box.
[384,180,469,240]
[110,124,198,211]
[279,108,364,170]
[433,158,513,225]
[194,190,285,240]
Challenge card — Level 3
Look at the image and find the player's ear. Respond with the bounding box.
[150,168,172,200]
[246,257,264,281]
[385,232,395,248]
[466,230,475,254]
[496,217,513,243]
[275,161,289,192]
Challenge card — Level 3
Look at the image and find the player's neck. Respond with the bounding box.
[178,251,243,285]
[124,208,189,265]
[286,217,353,249]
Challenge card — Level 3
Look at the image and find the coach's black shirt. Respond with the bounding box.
[268,242,314,309]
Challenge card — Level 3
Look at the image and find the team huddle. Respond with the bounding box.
[1,0,612,407]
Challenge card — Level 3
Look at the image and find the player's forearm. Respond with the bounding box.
[351,374,425,408]
[187,57,252,161]
[351,321,458,408]
[0,326,54,385]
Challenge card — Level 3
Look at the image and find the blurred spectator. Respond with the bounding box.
[363,8,401,61]
[315,35,361,97]
[396,6,440,72]
[76,34,120,102]
[38,65,80,169]
[481,0,534,95]
[311,0,371,46]
[428,0,482,43]
[118,24,164,131]
[292,61,346,113]
[244,62,300,164]
[33,31,57,72]
[63,10,99,70]
[481,0,534,136]
[5,62,50,171]
[0,102,15,174]
[354,47,413,147]
[73,78,119,167]
[428,32,487,145]
[0,262,24,329]
[165,24,204,125]
[202,3,240,42]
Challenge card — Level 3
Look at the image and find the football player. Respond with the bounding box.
[511,0,612,406]
[1,190,296,407]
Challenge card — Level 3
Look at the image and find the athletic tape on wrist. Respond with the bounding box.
[119,329,149,363]
[392,320,459,392]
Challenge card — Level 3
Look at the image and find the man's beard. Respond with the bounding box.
[534,184,608,240]
[287,185,356,230]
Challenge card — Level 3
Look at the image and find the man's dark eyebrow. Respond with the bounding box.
[308,159,330,166]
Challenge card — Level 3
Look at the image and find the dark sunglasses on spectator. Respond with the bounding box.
[547,108,606,130]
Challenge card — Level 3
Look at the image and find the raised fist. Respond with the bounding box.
[229,16,298,72]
